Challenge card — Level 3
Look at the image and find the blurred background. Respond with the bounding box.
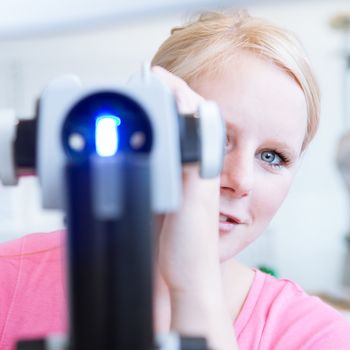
[0,0,350,308]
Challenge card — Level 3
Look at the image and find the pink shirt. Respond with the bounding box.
[0,231,349,349]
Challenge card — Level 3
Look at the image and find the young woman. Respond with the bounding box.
[0,10,349,350]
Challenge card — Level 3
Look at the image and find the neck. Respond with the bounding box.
[220,259,255,322]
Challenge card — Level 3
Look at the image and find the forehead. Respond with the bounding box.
[191,52,308,152]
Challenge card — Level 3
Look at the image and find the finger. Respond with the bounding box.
[151,66,204,114]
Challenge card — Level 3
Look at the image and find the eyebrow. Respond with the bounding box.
[263,140,299,159]
[225,122,302,159]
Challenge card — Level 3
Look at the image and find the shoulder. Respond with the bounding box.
[265,272,350,348]
[0,230,63,254]
[0,230,65,279]
[0,231,66,348]
[236,270,350,350]
[0,229,65,290]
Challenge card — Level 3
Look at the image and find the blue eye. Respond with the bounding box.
[260,151,282,165]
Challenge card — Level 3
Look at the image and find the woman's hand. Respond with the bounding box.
[151,65,204,114]
[152,66,221,293]
[151,66,238,349]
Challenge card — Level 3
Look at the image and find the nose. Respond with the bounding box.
[220,150,254,198]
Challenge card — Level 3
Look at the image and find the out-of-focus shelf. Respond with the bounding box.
[316,292,350,311]
[314,292,350,322]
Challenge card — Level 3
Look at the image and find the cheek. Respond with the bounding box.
[218,171,297,262]
[253,174,293,231]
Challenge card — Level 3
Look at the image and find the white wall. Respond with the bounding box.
[0,0,350,294]
[0,0,238,39]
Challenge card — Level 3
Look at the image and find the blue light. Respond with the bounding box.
[95,114,121,156]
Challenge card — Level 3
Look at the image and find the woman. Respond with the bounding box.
[0,9,349,350]
[150,10,350,349]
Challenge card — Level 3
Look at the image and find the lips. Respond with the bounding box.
[219,213,243,224]
[219,212,244,235]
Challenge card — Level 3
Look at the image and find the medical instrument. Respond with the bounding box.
[0,68,225,350]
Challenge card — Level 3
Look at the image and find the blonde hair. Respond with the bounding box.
[152,10,320,150]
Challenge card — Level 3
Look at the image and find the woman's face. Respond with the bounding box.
[191,51,308,262]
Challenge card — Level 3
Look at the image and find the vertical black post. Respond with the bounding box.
[65,159,108,350]
[109,156,153,349]
[65,153,153,350]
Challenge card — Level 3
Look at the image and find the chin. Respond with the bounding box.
[218,234,243,263]
[218,228,259,263]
